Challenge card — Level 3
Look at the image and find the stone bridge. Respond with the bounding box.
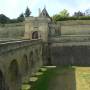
[0,39,43,90]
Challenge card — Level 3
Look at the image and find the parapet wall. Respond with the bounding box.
[0,22,25,39]
[57,20,90,35]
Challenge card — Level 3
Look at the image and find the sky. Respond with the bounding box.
[0,0,90,19]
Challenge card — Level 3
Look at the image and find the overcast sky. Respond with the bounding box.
[0,0,90,18]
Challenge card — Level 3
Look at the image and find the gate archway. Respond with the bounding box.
[32,31,38,39]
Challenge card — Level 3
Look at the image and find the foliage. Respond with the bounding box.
[0,14,10,24]
[52,9,90,22]
[30,68,56,90]
[85,9,90,16]
[59,9,69,17]
[73,11,85,16]
[52,15,90,21]
[17,13,25,22]
[25,7,31,17]
[0,13,25,24]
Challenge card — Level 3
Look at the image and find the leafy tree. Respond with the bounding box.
[73,11,85,16]
[17,13,25,22]
[85,9,90,16]
[25,7,31,17]
[59,9,69,17]
[0,14,10,24]
[52,14,61,21]
[52,9,69,21]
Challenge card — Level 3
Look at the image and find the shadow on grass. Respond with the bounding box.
[48,66,76,90]
[30,66,76,90]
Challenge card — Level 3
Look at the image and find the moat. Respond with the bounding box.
[28,66,90,90]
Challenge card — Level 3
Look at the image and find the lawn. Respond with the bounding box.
[22,66,90,90]
[75,67,90,90]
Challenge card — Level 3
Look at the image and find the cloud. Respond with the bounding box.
[0,0,19,18]
[28,0,41,9]
[1,0,90,18]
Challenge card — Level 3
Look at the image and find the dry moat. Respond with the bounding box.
[29,66,90,90]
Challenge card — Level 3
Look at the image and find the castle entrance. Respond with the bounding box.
[32,31,38,39]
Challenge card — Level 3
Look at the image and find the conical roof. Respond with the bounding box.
[39,8,50,18]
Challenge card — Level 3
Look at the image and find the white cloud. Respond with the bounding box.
[78,0,90,11]
[28,0,41,9]
[0,0,19,18]
[1,0,90,18]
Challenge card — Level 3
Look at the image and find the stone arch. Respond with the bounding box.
[22,55,28,75]
[35,49,39,61]
[9,60,19,82]
[32,31,38,39]
[9,59,20,90]
[0,70,6,90]
[29,51,34,68]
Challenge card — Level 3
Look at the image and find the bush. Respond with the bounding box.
[52,15,90,21]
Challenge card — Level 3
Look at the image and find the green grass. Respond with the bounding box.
[22,66,90,90]
[30,66,73,90]
[30,68,57,90]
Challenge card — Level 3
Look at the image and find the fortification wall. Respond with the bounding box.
[49,20,90,66]
[57,20,90,35]
[0,22,25,39]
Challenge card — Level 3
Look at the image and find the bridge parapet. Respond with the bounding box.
[0,39,42,54]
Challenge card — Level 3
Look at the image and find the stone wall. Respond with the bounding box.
[0,40,43,90]
[50,44,90,66]
[49,20,90,66]
[24,16,51,42]
[57,20,90,35]
[0,22,25,39]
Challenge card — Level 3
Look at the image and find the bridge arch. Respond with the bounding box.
[35,49,39,61]
[9,59,20,90]
[9,60,19,82]
[29,51,34,68]
[21,55,28,75]
[0,70,6,90]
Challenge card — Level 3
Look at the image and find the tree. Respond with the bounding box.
[59,9,69,17]
[0,14,10,24]
[73,11,85,16]
[85,9,90,16]
[25,7,31,17]
[52,14,61,21]
[17,13,25,22]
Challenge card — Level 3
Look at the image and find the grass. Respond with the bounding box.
[22,84,31,90]
[75,67,90,90]
[30,66,74,90]
[30,68,56,90]
[22,66,90,90]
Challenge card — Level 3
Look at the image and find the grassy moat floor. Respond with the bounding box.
[22,66,90,90]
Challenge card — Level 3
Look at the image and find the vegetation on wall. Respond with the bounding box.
[52,9,90,22]
[1,7,90,23]
[0,7,31,24]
